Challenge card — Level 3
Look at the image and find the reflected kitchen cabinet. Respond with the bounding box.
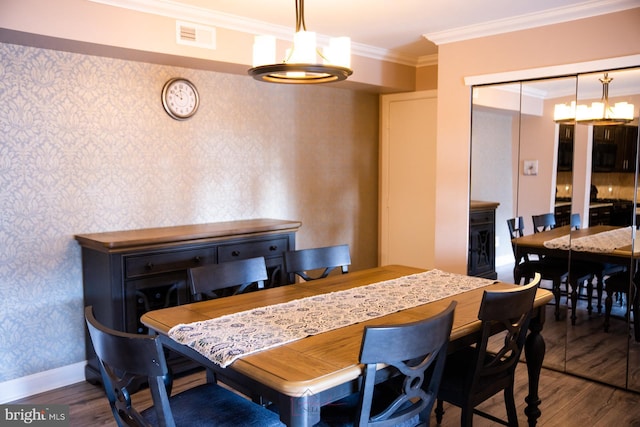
[592,125,639,173]
[557,124,574,171]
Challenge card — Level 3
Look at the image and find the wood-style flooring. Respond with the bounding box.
[11,265,640,425]
[10,361,640,426]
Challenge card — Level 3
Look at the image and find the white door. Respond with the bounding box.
[380,90,437,268]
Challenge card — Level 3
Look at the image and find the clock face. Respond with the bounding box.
[162,78,199,120]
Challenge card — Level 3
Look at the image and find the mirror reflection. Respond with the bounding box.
[470,67,640,392]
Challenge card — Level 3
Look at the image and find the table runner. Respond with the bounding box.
[543,226,633,253]
[168,269,496,367]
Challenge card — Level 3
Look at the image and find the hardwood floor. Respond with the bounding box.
[10,264,640,425]
[10,363,640,426]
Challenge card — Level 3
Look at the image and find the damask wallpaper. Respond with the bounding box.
[0,42,379,382]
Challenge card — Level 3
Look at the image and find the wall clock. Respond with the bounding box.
[161,78,200,120]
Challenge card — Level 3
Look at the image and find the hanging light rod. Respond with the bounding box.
[248,0,353,84]
[554,73,635,126]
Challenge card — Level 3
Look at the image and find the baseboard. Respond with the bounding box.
[0,361,87,403]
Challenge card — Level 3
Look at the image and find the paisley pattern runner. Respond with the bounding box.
[543,226,633,253]
[169,269,496,367]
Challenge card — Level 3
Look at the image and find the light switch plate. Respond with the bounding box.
[524,160,538,176]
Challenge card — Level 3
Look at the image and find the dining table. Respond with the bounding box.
[511,225,639,330]
[141,264,553,427]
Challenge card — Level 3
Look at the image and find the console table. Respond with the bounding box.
[75,218,301,384]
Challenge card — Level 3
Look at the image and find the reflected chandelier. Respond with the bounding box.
[554,73,635,126]
[248,0,353,84]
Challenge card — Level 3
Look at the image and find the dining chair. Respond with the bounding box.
[188,256,268,301]
[507,216,537,283]
[435,274,540,427]
[508,217,571,320]
[319,301,457,427]
[602,271,639,340]
[568,213,626,315]
[532,212,556,233]
[283,244,351,283]
[84,306,284,427]
[515,215,599,322]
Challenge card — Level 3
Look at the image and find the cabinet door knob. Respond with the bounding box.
[269,245,278,251]
[232,250,240,257]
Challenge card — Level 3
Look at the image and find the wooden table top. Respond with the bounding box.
[512,225,637,257]
[141,265,552,396]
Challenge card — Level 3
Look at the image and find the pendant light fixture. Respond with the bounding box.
[248,0,352,84]
[554,73,635,125]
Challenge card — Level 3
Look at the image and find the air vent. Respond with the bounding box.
[176,21,216,50]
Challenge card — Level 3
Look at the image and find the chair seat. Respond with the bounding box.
[142,382,283,427]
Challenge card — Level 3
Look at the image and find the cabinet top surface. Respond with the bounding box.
[470,200,500,210]
[74,218,302,251]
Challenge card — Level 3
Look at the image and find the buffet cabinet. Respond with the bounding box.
[76,218,301,384]
[468,201,499,279]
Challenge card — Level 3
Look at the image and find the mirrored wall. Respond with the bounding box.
[470,67,640,391]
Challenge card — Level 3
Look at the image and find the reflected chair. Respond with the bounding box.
[568,213,626,315]
[188,256,268,301]
[84,306,284,427]
[435,275,540,427]
[284,244,351,283]
[319,301,457,427]
[602,271,639,341]
[508,217,572,321]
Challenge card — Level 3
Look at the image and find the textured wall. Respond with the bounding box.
[0,42,379,382]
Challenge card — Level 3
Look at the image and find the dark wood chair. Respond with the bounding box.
[84,306,283,427]
[188,256,268,301]
[284,244,351,283]
[525,213,601,323]
[508,217,572,320]
[319,301,457,427]
[435,275,540,427]
[532,212,556,233]
[568,213,626,315]
[602,271,639,341]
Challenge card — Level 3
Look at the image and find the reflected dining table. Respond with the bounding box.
[511,225,639,329]
[141,264,553,427]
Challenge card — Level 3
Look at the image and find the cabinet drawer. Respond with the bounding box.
[469,210,494,225]
[218,238,288,262]
[125,248,215,279]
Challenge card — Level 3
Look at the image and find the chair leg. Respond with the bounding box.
[586,278,594,315]
[604,289,614,332]
[435,399,444,424]
[504,385,518,427]
[460,404,473,427]
[552,278,562,321]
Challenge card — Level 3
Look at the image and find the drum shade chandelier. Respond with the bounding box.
[248,0,352,84]
[554,73,634,125]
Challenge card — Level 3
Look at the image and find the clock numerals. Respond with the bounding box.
[162,78,199,120]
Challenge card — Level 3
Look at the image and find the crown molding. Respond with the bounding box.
[88,0,420,66]
[423,0,640,45]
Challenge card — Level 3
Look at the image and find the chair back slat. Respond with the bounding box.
[532,213,556,233]
[472,275,540,387]
[189,257,268,301]
[355,301,456,427]
[284,244,351,283]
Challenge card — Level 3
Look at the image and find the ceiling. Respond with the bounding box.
[95,0,639,65]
